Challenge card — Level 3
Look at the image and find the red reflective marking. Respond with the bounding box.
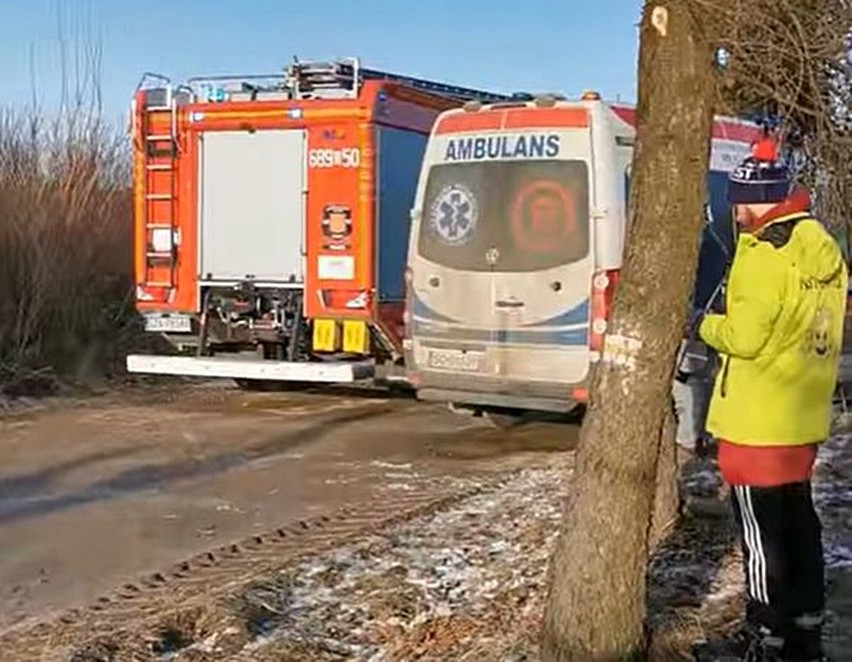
[510,179,576,254]
[504,107,589,129]
[434,112,503,134]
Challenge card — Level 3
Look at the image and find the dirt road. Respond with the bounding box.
[1,385,850,660]
[0,383,576,639]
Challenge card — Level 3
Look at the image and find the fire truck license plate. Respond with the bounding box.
[427,349,482,372]
[144,314,192,333]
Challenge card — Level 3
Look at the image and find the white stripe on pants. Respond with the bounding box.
[734,485,769,604]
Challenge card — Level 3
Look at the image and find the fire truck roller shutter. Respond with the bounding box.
[199,129,307,284]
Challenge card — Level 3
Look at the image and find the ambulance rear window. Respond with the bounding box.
[418,159,590,272]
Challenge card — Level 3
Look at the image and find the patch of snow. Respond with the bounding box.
[235,465,567,659]
[191,425,851,659]
[383,472,420,480]
[383,483,417,492]
[814,434,852,570]
[370,461,413,470]
[679,429,852,642]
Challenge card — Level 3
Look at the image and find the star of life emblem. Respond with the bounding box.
[428,183,478,245]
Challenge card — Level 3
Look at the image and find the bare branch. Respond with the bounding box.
[694,0,852,231]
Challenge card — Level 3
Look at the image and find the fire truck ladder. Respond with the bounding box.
[286,57,514,103]
[138,73,184,290]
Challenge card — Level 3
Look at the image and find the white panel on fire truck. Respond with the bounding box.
[198,129,306,284]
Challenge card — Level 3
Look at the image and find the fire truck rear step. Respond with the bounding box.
[126,354,375,383]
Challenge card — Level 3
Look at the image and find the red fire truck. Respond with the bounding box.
[126,58,512,387]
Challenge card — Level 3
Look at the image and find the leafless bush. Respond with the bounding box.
[0,102,136,382]
[699,0,852,241]
[0,10,141,387]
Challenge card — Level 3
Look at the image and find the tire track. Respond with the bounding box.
[0,459,541,660]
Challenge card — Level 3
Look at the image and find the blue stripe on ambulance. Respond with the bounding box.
[412,295,590,346]
[412,321,588,346]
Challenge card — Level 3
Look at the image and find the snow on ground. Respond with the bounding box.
[811,430,852,656]
[230,459,570,660]
[815,432,852,568]
[647,428,852,658]
[159,425,852,661]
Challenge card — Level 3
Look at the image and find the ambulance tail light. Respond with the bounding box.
[403,267,414,337]
[589,269,621,353]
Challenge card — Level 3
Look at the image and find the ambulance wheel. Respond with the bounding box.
[482,410,524,429]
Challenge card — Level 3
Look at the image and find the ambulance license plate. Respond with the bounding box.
[427,349,482,372]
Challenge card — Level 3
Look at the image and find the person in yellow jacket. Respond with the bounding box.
[693,138,847,662]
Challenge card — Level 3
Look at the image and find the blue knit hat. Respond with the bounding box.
[728,137,791,205]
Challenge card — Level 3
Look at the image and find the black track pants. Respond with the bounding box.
[730,481,825,634]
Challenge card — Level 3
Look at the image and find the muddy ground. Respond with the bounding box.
[110,422,847,661]
[1,383,850,660]
[0,382,576,638]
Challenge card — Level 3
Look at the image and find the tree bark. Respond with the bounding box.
[540,2,717,659]
[649,407,679,552]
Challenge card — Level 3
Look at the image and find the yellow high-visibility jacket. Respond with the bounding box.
[699,214,848,445]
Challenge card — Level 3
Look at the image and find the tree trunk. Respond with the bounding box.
[540,2,717,659]
[649,407,679,552]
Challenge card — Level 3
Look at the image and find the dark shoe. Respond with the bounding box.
[782,654,828,662]
[781,615,826,661]
[693,623,784,661]
[781,650,828,662]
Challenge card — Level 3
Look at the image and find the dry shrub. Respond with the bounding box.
[0,104,137,385]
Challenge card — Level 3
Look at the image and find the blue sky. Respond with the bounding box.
[0,0,642,124]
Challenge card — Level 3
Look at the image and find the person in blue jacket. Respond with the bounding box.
[673,201,730,462]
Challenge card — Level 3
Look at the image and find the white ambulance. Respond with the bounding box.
[403,92,759,416]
